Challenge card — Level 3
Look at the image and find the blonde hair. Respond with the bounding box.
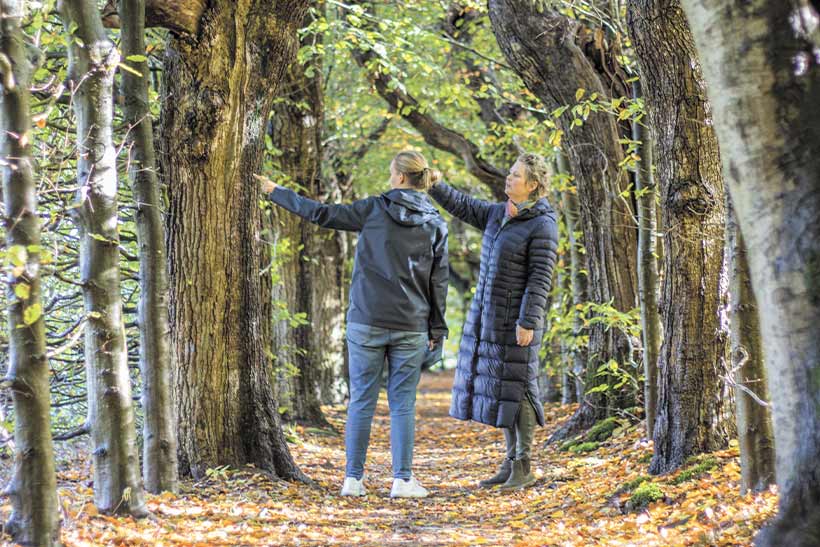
[517,152,551,198]
[393,150,441,191]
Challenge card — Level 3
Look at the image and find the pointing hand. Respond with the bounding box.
[254,173,277,194]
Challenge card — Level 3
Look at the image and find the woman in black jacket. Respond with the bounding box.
[257,151,448,498]
[428,153,558,490]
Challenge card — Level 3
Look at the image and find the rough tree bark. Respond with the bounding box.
[628,0,733,474]
[101,0,206,34]
[119,0,177,494]
[60,0,147,516]
[1,2,61,543]
[489,0,639,441]
[631,80,661,437]
[679,2,820,544]
[726,195,775,494]
[268,14,346,425]
[159,0,310,479]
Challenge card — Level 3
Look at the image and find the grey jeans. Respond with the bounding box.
[345,322,428,480]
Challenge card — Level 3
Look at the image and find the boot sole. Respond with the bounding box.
[499,475,537,491]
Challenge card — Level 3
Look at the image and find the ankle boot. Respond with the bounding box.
[500,457,536,490]
[478,458,513,488]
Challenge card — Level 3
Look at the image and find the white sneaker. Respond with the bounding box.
[341,476,366,496]
[390,475,429,498]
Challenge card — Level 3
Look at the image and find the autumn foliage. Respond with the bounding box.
[0,372,777,547]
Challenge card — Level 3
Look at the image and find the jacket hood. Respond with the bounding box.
[382,188,440,226]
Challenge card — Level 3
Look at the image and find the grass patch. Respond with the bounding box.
[568,441,599,453]
[621,475,650,492]
[628,482,664,510]
[560,417,626,452]
[560,439,579,452]
[586,417,621,442]
[672,456,718,485]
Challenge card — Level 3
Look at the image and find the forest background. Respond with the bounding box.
[1,0,818,546]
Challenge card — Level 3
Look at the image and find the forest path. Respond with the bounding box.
[34,371,775,547]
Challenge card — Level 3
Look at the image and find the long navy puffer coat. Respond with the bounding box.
[429,182,558,429]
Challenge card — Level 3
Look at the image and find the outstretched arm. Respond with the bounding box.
[257,174,373,232]
[428,181,496,231]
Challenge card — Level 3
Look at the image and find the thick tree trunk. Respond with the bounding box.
[268,26,346,425]
[160,0,310,480]
[61,0,147,516]
[1,2,61,544]
[119,0,177,494]
[628,0,733,474]
[679,2,820,544]
[631,80,661,438]
[726,195,775,494]
[489,0,639,441]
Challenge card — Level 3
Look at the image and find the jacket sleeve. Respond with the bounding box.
[517,218,559,330]
[428,182,495,231]
[428,222,449,341]
[267,186,373,232]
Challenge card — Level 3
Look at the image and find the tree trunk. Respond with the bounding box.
[159,0,310,480]
[61,0,147,516]
[726,195,775,494]
[268,22,346,425]
[119,0,177,494]
[631,80,661,438]
[489,0,639,441]
[556,261,577,405]
[679,2,820,544]
[558,154,588,406]
[628,0,733,474]
[1,2,61,543]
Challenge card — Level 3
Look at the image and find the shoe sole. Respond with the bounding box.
[499,477,537,491]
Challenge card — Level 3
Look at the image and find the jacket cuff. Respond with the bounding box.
[516,317,537,330]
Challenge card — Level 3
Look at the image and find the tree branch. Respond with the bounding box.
[347,1,507,199]
[100,0,205,34]
[440,2,524,162]
[52,423,90,441]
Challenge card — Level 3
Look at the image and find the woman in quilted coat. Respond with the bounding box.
[428,153,558,490]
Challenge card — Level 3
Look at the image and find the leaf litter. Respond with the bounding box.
[1,371,777,546]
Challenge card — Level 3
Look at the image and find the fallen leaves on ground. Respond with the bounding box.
[1,371,777,546]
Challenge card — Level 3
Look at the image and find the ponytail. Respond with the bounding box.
[393,151,440,190]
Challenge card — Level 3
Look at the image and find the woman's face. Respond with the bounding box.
[389,160,406,188]
[505,161,536,202]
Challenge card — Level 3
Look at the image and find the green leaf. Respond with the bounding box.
[14,283,30,300]
[23,303,42,325]
[575,88,585,101]
[125,54,148,63]
[117,62,143,78]
[7,245,27,267]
